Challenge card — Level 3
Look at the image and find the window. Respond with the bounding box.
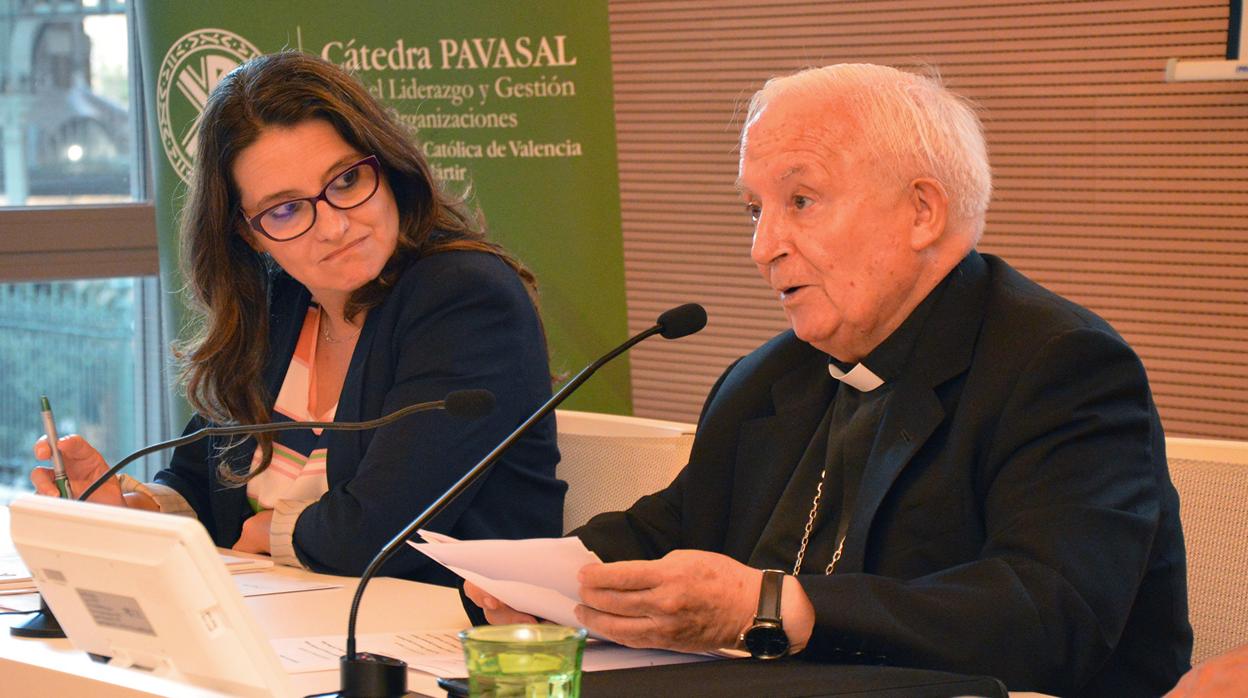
[0,0,165,503]
[0,277,167,502]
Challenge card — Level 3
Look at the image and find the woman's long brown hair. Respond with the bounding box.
[176,51,537,485]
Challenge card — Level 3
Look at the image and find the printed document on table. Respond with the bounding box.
[0,551,35,591]
[218,551,276,573]
[407,530,600,629]
[232,570,340,597]
[1,549,276,593]
[271,631,716,676]
[0,591,41,612]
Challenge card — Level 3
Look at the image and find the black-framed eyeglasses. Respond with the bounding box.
[244,155,382,242]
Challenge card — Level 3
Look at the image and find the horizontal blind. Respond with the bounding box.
[608,0,1248,439]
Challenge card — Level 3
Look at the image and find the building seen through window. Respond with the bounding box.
[1,0,132,206]
[1,0,165,503]
[0,279,155,502]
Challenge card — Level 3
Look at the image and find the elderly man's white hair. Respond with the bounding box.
[744,64,992,241]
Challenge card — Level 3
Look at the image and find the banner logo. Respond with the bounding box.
[157,28,261,183]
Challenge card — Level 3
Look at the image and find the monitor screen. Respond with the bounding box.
[9,495,294,698]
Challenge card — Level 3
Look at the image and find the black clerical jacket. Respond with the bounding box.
[574,252,1191,697]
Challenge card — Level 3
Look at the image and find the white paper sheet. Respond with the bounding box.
[407,531,600,628]
[0,551,34,591]
[0,590,42,612]
[217,552,276,573]
[0,549,276,593]
[232,571,340,597]
[270,631,716,676]
[407,642,715,678]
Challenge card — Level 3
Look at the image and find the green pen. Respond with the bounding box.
[39,396,74,499]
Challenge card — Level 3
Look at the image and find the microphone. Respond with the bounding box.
[656,302,708,339]
[11,390,494,642]
[442,389,496,420]
[330,303,708,698]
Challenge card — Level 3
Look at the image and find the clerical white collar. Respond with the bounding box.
[827,362,884,392]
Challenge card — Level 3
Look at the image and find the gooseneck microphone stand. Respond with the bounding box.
[77,391,494,502]
[10,391,494,641]
[328,303,708,698]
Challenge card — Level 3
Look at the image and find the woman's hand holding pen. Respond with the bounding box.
[31,435,124,506]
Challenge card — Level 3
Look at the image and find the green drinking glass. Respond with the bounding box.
[459,624,588,697]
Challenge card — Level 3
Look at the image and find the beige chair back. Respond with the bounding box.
[555,410,695,533]
[1167,436,1248,664]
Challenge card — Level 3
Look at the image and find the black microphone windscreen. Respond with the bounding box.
[657,303,708,339]
[444,389,496,419]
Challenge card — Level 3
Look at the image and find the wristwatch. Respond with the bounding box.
[741,569,789,659]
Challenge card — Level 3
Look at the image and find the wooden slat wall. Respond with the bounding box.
[608,0,1248,440]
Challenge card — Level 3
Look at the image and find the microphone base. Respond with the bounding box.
[9,596,66,639]
[307,652,410,698]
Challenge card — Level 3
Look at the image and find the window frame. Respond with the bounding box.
[0,203,158,280]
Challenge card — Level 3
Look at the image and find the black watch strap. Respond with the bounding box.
[743,569,790,659]
[756,569,785,623]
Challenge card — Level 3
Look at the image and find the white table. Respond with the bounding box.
[1,506,1054,698]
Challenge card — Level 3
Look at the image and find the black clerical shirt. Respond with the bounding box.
[747,272,953,574]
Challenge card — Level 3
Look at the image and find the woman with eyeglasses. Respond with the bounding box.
[31,51,564,584]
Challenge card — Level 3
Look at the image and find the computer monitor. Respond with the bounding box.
[9,495,294,698]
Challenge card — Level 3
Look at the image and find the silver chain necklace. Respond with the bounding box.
[320,307,362,344]
[791,468,846,576]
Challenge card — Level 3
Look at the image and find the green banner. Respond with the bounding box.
[136,1,630,417]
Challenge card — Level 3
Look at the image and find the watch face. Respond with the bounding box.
[744,622,789,660]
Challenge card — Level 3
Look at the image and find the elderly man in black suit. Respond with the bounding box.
[467,63,1192,697]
